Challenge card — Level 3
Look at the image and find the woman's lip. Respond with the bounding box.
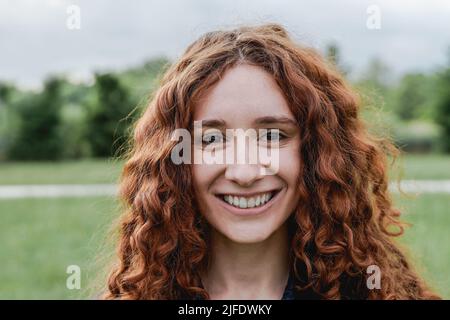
[214,188,283,216]
[214,188,281,198]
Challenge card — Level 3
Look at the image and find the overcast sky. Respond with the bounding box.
[0,0,449,89]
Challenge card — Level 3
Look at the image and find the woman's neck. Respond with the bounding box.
[201,223,290,300]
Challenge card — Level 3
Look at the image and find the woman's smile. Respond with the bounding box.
[213,188,284,216]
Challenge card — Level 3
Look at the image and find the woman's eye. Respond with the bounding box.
[259,129,284,142]
[202,132,223,145]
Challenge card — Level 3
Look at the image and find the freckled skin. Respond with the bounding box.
[191,64,301,244]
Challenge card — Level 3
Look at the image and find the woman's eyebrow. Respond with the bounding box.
[198,119,226,129]
[254,116,297,127]
[196,116,297,129]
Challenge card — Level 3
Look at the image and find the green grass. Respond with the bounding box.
[393,193,450,298]
[0,159,123,185]
[0,197,119,299]
[389,153,450,180]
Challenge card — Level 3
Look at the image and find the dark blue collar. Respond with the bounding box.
[281,272,296,300]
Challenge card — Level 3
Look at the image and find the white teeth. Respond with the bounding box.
[239,197,247,208]
[222,192,275,209]
[261,194,267,205]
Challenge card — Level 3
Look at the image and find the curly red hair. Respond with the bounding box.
[104,23,440,299]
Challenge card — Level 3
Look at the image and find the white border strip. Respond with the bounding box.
[389,180,450,194]
[0,184,118,199]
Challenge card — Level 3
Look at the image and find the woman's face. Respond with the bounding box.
[191,64,301,243]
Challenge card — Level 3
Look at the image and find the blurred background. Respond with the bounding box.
[0,0,449,299]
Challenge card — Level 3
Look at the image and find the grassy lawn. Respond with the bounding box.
[393,193,450,298]
[389,153,450,181]
[0,197,119,299]
[0,159,123,185]
[0,154,448,299]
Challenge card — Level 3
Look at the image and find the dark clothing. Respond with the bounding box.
[281,272,323,300]
[195,272,304,300]
[281,272,296,300]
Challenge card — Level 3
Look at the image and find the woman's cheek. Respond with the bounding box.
[278,142,301,178]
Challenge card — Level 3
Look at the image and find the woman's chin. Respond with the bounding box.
[222,229,272,244]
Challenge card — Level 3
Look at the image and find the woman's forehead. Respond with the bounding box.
[193,64,293,123]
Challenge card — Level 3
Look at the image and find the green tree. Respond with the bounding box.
[325,43,350,76]
[0,83,14,102]
[395,73,428,121]
[59,82,95,159]
[434,66,450,152]
[0,82,16,159]
[8,78,64,160]
[86,73,135,157]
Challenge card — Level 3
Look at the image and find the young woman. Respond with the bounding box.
[104,24,440,300]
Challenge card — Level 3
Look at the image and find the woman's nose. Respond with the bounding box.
[224,163,263,187]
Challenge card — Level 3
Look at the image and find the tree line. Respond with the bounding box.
[0,51,449,161]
